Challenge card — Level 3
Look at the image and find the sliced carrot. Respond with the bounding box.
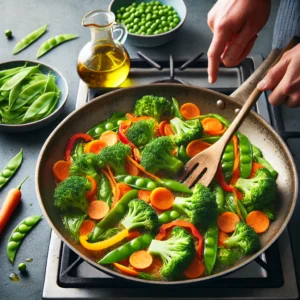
[86,176,97,201]
[202,117,223,133]
[129,250,153,270]
[184,257,205,279]
[186,139,211,158]
[246,210,270,233]
[126,155,160,181]
[125,113,154,122]
[218,230,229,247]
[138,190,152,203]
[117,182,132,200]
[79,220,95,236]
[217,212,240,233]
[52,160,70,181]
[125,158,140,176]
[88,200,110,220]
[113,262,139,276]
[229,135,240,185]
[180,103,200,119]
[85,140,107,154]
[164,123,174,136]
[150,187,174,210]
[127,230,141,241]
[249,162,265,178]
[99,131,119,146]
[145,257,163,276]
[159,120,168,136]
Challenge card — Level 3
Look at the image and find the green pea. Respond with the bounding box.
[205,237,215,247]
[163,27,169,32]
[135,178,145,187]
[241,156,251,164]
[152,14,158,19]
[95,127,104,135]
[5,29,12,38]
[161,20,167,26]
[204,247,215,257]
[147,181,156,189]
[168,16,173,21]
[134,18,140,24]
[18,224,29,233]
[142,234,153,244]
[0,177,6,184]
[125,7,130,11]
[155,19,160,24]
[147,29,153,35]
[18,262,27,272]
[105,122,114,130]
[117,13,122,19]
[120,245,131,256]
[150,23,157,30]
[240,145,248,153]
[12,232,24,241]
[2,169,13,178]
[158,213,168,224]
[168,11,173,16]
[131,238,142,250]
[170,210,180,219]
[170,22,175,28]
[133,24,139,31]
[132,2,137,7]
[7,241,18,251]
[120,7,125,12]
[124,176,134,184]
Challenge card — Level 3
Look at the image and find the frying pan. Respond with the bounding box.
[36,47,298,284]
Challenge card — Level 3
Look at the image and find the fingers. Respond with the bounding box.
[285,95,300,108]
[207,30,233,83]
[232,35,258,66]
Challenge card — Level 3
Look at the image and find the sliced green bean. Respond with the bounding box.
[13,24,48,55]
[0,149,23,190]
[36,34,78,58]
[204,224,219,274]
[7,215,42,262]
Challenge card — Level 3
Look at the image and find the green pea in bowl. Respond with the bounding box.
[109,0,187,47]
[0,60,68,133]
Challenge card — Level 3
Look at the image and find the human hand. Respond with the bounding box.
[207,0,271,83]
[257,44,300,108]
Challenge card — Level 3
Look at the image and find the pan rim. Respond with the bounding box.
[35,83,298,285]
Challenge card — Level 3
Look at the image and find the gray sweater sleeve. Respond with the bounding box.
[272,0,300,49]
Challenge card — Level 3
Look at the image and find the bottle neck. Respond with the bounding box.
[90,26,114,45]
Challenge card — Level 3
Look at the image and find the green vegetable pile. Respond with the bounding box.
[115,1,180,35]
[0,63,61,124]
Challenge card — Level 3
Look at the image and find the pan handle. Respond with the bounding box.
[230,37,300,102]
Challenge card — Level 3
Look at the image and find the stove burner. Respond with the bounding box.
[137,51,204,84]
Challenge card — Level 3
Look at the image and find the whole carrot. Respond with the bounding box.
[0,177,28,234]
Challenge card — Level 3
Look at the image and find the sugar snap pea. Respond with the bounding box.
[178,145,190,163]
[237,133,252,179]
[43,89,60,117]
[0,64,26,78]
[237,200,248,221]
[200,136,220,144]
[89,189,138,242]
[204,224,219,274]
[115,175,157,190]
[221,142,234,182]
[0,149,23,190]
[8,82,22,108]
[157,178,192,194]
[158,210,180,224]
[36,34,78,58]
[212,182,224,213]
[7,215,42,262]
[99,233,153,264]
[98,172,113,207]
[0,107,27,120]
[13,24,48,55]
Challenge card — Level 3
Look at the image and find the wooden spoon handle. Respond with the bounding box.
[217,36,300,149]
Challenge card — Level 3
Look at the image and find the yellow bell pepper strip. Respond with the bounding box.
[79,229,129,251]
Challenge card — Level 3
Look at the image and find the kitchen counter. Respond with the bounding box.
[0,1,280,299]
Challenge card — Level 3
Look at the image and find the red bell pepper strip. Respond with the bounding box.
[215,166,233,192]
[155,220,204,259]
[65,133,93,163]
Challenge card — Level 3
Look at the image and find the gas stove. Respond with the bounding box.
[43,54,299,299]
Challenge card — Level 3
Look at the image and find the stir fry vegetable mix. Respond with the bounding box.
[52,95,278,280]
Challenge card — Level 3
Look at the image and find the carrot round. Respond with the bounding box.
[186,139,210,158]
[52,160,70,181]
[246,210,270,233]
[129,250,153,270]
[79,220,95,236]
[85,140,107,154]
[0,177,27,234]
[146,256,163,276]
[159,120,168,136]
[150,187,174,210]
[117,182,132,200]
[113,262,139,276]
[218,230,229,247]
[217,212,240,233]
[164,123,174,136]
[86,176,97,201]
[138,190,152,203]
[180,103,200,119]
[99,131,119,146]
[202,117,223,134]
[184,257,205,279]
[249,162,264,179]
[88,200,110,220]
[125,159,139,176]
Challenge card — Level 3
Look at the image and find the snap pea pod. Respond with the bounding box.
[237,133,252,179]
[0,107,27,120]
[89,189,138,242]
[62,212,86,242]
[204,224,219,275]
[171,97,184,120]
[157,178,192,194]
[221,142,234,182]
[43,89,60,117]
[99,233,153,264]
[8,82,22,108]
[158,210,180,225]
[200,136,220,144]
[98,172,113,207]
[13,24,48,54]
[237,200,248,221]
[0,65,26,78]
[87,112,126,138]
[36,34,78,58]
[7,215,42,262]
[212,182,224,213]
[252,145,262,158]
[178,145,190,163]
[115,175,157,190]
[71,142,84,161]
[0,149,23,190]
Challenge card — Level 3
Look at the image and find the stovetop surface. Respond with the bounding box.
[43,54,300,299]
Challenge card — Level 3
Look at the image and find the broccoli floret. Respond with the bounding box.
[148,226,195,279]
[54,176,91,213]
[126,119,157,148]
[170,117,203,145]
[234,168,277,213]
[98,142,131,175]
[121,199,158,231]
[216,248,242,266]
[134,95,171,121]
[69,153,99,179]
[173,184,217,232]
[140,136,183,176]
[170,97,184,120]
[224,222,260,254]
